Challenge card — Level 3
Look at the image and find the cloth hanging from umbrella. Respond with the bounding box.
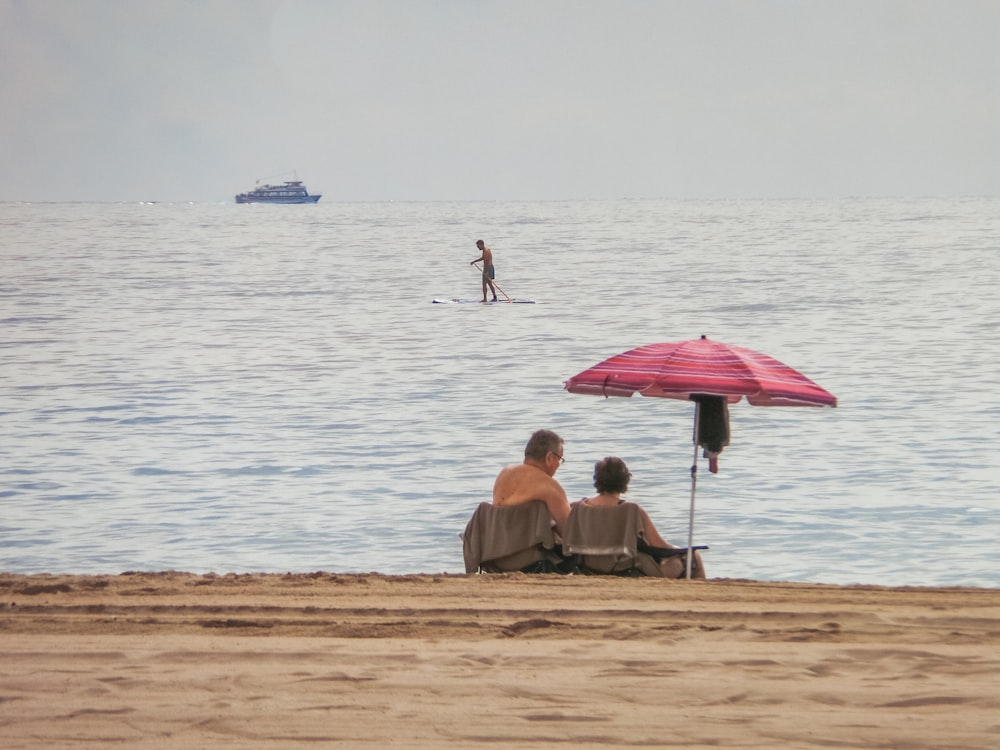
[691,394,729,473]
[564,335,836,578]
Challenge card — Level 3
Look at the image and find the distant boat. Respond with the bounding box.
[235,179,321,204]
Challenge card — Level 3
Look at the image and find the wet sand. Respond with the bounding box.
[1,572,998,749]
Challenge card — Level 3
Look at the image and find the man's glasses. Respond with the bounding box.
[549,451,565,465]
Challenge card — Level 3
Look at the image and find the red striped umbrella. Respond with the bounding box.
[564,335,837,577]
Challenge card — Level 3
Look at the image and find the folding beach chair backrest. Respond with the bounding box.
[461,501,560,574]
[562,501,664,577]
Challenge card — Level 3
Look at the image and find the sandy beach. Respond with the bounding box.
[1,572,998,749]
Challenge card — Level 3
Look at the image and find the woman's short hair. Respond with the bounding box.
[593,456,631,494]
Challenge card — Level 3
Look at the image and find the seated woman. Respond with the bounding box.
[574,456,706,579]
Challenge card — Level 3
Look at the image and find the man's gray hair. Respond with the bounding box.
[524,429,562,460]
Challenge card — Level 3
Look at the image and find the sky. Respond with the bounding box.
[1,0,998,203]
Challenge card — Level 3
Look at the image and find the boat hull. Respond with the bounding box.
[235,194,321,204]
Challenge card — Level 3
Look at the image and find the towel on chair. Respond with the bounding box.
[461,502,558,573]
[562,501,662,576]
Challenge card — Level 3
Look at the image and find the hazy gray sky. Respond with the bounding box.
[1,0,998,202]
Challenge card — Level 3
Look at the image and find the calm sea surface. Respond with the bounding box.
[2,198,998,587]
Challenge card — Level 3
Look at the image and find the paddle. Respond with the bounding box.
[471,262,512,302]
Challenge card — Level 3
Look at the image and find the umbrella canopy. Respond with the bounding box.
[564,335,837,577]
[564,336,837,407]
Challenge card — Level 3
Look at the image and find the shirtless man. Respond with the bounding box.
[492,429,571,533]
[470,239,498,302]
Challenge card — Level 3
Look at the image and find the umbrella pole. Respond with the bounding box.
[686,401,700,580]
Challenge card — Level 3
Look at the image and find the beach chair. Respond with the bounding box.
[461,501,573,574]
[562,501,705,577]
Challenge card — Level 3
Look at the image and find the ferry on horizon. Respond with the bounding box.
[235,179,321,204]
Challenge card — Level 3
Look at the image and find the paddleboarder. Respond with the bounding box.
[470,240,498,302]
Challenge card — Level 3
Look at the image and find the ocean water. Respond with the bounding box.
[2,197,998,588]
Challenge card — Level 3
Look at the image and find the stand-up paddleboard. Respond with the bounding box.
[432,298,536,304]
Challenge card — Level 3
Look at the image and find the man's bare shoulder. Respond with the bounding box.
[493,463,555,504]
